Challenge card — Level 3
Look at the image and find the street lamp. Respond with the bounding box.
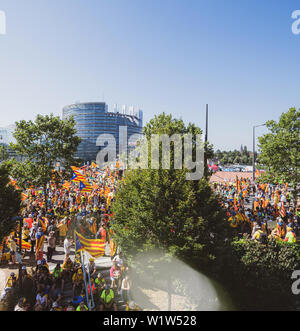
[252,123,266,181]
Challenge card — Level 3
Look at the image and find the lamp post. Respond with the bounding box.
[252,123,266,181]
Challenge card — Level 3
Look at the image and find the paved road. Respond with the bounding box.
[45,241,113,271]
[0,270,6,295]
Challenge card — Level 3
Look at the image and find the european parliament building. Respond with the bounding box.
[62,102,143,162]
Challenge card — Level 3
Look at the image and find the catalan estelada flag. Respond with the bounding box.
[36,233,45,253]
[79,181,93,193]
[88,219,97,235]
[38,218,47,232]
[71,170,88,183]
[75,231,106,258]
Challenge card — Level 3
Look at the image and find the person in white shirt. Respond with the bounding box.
[63,237,72,259]
[121,276,132,303]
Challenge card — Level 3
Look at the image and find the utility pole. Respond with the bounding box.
[204,104,209,178]
[205,104,208,144]
[252,123,266,181]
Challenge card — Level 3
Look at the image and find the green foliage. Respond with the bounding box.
[226,236,300,309]
[214,147,254,165]
[0,163,21,242]
[9,114,81,206]
[112,113,230,269]
[258,108,300,199]
[0,144,10,161]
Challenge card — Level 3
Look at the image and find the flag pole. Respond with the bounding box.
[81,250,90,310]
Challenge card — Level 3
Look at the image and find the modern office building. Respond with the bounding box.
[0,125,15,145]
[62,102,144,162]
[0,125,19,160]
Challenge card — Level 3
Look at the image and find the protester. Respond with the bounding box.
[99,285,118,311]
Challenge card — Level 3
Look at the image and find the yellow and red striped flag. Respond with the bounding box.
[39,217,48,232]
[280,204,286,218]
[79,181,93,193]
[71,170,88,183]
[75,231,106,258]
[21,192,28,201]
[71,166,81,172]
[62,181,71,190]
[89,220,97,235]
[16,238,31,250]
[36,234,45,253]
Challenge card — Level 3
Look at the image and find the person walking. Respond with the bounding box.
[47,231,56,262]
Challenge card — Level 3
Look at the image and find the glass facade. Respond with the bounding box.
[0,125,15,145]
[62,102,143,162]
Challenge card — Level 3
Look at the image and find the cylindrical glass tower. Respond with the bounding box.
[62,102,143,162]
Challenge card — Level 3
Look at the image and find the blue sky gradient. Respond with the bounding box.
[0,0,299,150]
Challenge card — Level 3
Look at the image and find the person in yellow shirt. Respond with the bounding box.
[76,301,88,311]
[5,272,17,289]
[269,228,282,241]
[99,285,118,311]
[252,226,268,244]
[284,226,297,243]
[22,226,30,242]
[57,219,68,246]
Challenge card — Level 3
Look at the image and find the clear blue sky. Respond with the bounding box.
[0,0,299,151]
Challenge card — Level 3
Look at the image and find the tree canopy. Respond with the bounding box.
[0,163,21,242]
[10,114,81,208]
[213,147,254,166]
[258,108,300,198]
[112,113,230,269]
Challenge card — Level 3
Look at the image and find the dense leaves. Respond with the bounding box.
[9,114,81,207]
[0,163,21,242]
[214,146,254,165]
[225,237,300,310]
[112,113,229,268]
[0,144,10,161]
[258,108,300,199]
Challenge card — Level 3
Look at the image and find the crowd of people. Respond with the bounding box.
[212,177,300,244]
[1,162,299,311]
[0,163,138,311]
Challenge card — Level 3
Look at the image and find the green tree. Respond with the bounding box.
[0,144,10,161]
[0,163,21,243]
[112,113,230,270]
[258,108,300,199]
[10,114,81,209]
[227,236,300,310]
